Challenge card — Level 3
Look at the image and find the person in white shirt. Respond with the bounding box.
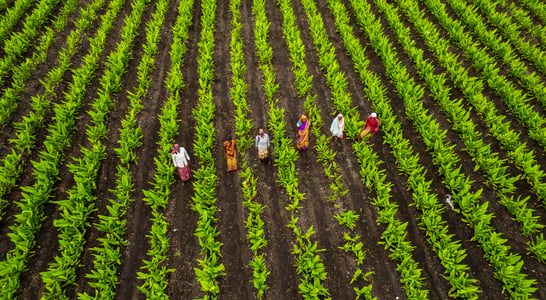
[330,114,345,142]
[255,128,270,163]
[172,144,191,182]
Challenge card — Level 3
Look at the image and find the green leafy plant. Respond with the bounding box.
[39,0,149,297]
[347,0,538,297]
[0,0,127,297]
[80,0,175,298]
[334,210,360,230]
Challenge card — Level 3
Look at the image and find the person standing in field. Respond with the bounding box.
[255,128,270,163]
[223,136,238,172]
[296,115,310,151]
[172,144,191,182]
[330,114,345,143]
[358,112,380,144]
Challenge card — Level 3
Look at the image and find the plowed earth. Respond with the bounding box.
[0,0,545,299]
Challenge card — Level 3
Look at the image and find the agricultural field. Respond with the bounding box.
[0,0,546,298]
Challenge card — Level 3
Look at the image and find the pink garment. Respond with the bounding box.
[176,165,191,181]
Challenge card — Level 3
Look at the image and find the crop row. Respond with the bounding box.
[0,0,36,44]
[309,0,475,297]
[79,0,171,297]
[324,0,436,298]
[412,0,546,212]
[400,0,546,259]
[420,0,546,152]
[231,0,270,298]
[134,0,195,298]
[0,0,126,296]
[471,0,546,77]
[0,0,61,84]
[189,0,227,297]
[383,0,542,290]
[352,0,539,297]
[253,0,332,297]
[516,0,546,25]
[416,0,546,282]
[502,1,546,51]
[341,0,488,297]
[427,0,546,150]
[401,0,546,206]
[0,0,544,297]
[0,0,78,126]
[442,0,546,108]
[250,1,282,297]
[0,0,106,222]
[285,0,378,297]
[38,0,149,297]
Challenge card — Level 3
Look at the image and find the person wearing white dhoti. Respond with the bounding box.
[255,128,270,163]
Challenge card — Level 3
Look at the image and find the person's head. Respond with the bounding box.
[226,136,232,142]
[337,114,343,121]
[370,112,377,118]
[259,128,264,136]
[173,144,180,151]
[300,115,308,122]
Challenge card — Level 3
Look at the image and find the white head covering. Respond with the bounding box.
[331,114,345,135]
[370,112,377,118]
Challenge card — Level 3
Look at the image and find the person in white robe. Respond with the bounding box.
[255,128,270,163]
[330,114,345,142]
[172,144,191,181]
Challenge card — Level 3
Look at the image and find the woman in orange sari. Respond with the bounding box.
[223,136,238,172]
[296,115,310,151]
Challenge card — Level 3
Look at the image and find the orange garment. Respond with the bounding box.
[358,128,370,141]
[223,140,237,171]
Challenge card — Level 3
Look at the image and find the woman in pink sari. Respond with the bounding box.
[172,144,191,182]
[296,115,310,151]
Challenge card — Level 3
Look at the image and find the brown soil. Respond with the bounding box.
[0,0,545,299]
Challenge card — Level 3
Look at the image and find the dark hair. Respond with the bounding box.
[226,136,232,141]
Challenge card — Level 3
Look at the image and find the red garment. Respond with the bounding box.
[365,116,379,133]
[176,165,191,181]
